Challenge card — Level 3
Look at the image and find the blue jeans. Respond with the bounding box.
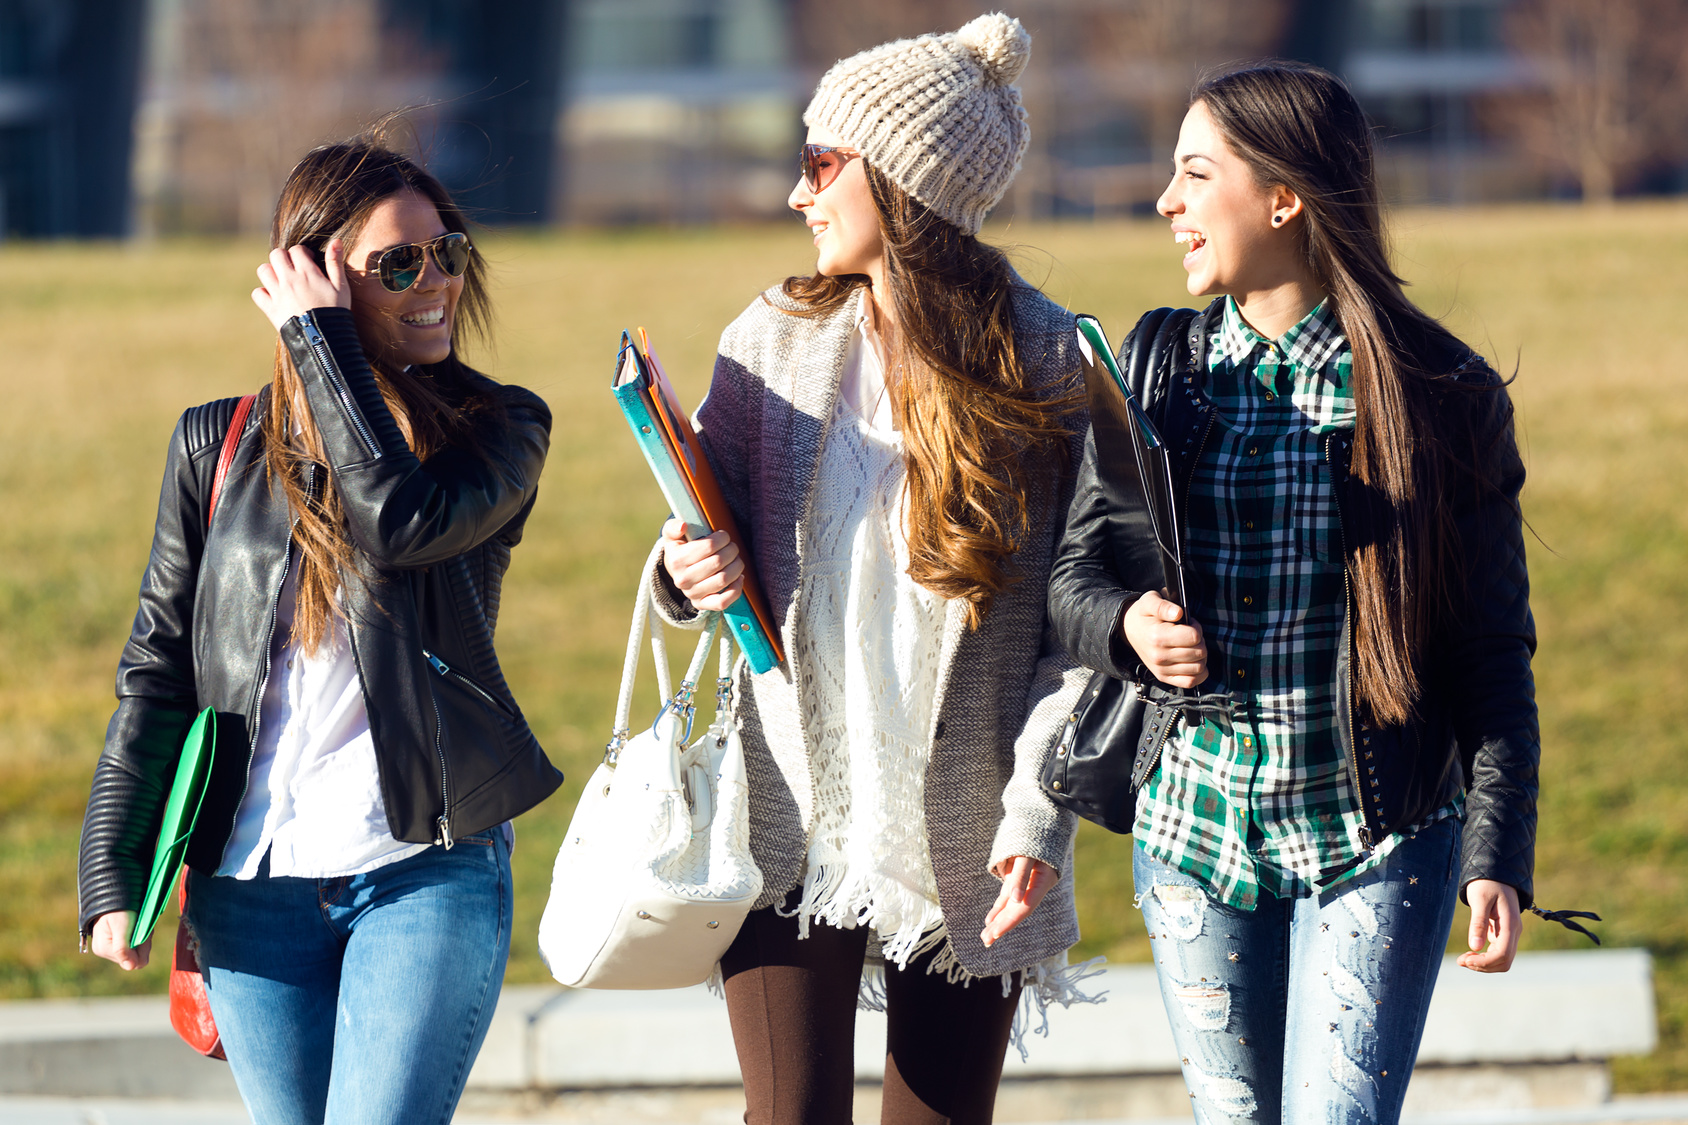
[185,830,512,1125]
[1132,817,1462,1125]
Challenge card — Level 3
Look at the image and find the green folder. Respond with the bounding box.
[129,707,217,947]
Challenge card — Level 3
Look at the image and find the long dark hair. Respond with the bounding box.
[264,136,502,654]
[1194,61,1498,725]
[782,165,1076,627]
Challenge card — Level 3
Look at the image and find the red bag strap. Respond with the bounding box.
[207,394,257,530]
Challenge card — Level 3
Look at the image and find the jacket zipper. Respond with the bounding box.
[428,684,453,849]
[1326,434,1372,850]
[298,310,381,461]
[1140,402,1219,786]
[422,649,518,718]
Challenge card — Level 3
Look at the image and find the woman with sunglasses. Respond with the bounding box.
[1047,63,1563,1123]
[77,137,560,1124]
[652,15,1093,1125]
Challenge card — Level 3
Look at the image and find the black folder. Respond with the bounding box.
[1075,313,1190,610]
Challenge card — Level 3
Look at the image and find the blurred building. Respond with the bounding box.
[562,0,801,224]
[1341,0,1544,204]
[0,0,146,237]
[0,0,1679,238]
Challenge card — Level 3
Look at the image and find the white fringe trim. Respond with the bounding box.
[775,855,951,968]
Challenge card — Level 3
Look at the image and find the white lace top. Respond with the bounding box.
[788,297,953,968]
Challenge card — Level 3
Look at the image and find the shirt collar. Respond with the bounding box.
[1217,296,1347,386]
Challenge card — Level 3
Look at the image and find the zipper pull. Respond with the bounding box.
[423,650,450,676]
[436,813,455,850]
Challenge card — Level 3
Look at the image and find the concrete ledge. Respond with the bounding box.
[0,996,239,1099]
[1417,950,1657,1064]
[0,949,1656,1111]
[463,950,1656,1090]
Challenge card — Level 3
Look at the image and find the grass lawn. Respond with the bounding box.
[2,204,1685,1090]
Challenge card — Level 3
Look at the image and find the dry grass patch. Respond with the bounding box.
[2,204,1685,1088]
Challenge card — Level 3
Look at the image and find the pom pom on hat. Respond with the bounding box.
[802,12,1033,235]
[955,12,1031,87]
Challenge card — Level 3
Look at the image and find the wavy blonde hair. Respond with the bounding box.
[782,165,1078,627]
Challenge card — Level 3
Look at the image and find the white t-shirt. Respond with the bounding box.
[217,566,428,879]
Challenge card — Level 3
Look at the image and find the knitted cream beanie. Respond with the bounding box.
[802,12,1031,236]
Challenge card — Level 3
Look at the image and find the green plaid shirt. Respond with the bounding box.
[1133,298,1457,908]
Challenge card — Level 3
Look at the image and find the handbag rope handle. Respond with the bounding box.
[608,543,732,764]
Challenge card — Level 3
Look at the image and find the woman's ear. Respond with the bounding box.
[1269,185,1305,229]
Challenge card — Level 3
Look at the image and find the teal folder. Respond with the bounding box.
[129,707,216,947]
[612,329,784,674]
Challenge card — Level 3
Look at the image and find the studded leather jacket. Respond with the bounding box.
[77,307,562,938]
[1047,301,1540,905]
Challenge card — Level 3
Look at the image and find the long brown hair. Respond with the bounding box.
[782,165,1076,627]
[264,137,501,654]
[1194,62,1502,725]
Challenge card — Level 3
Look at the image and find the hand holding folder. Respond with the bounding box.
[612,329,785,674]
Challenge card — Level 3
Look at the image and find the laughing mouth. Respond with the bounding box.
[400,307,445,327]
[1175,230,1207,254]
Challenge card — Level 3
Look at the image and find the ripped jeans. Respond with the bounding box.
[1132,817,1462,1125]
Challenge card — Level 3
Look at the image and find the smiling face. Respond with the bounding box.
[1156,100,1307,303]
[789,125,885,284]
[344,188,461,369]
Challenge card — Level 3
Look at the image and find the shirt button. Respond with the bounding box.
[1247,445,1260,456]
[1235,669,1247,680]
[286,659,294,669]
[1264,390,1276,401]
[1244,520,1255,530]
[1242,594,1254,606]
[1241,735,1254,748]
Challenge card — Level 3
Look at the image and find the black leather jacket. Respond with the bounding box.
[1048,300,1539,905]
[78,306,562,937]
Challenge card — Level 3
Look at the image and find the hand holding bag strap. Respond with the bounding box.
[1041,309,1203,833]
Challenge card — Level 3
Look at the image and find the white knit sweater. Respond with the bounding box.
[786,302,951,967]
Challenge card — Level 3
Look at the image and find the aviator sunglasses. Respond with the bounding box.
[354,231,473,293]
[799,144,862,194]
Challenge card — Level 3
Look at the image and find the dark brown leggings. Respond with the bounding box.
[720,904,1023,1125]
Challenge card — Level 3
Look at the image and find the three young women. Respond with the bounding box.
[78,141,559,1123]
[1049,63,1541,1124]
[655,14,1095,1125]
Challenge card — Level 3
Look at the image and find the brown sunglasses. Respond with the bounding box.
[799,144,862,194]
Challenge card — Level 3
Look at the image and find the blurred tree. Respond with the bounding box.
[132,0,566,235]
[185,0,404,234]
[1492,0,1688,204]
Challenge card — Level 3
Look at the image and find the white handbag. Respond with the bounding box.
[538,546,764,989]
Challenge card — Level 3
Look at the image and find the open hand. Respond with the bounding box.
[1122,589,1208,688]
[1459,879,1521,973]
[661,518,745,611]
[251,240,351,330]
[981,856,1057,947]
[89,911,150,971]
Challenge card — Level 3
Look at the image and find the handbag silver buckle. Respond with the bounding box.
[603,727,629,768]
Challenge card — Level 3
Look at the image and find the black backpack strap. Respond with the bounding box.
[1120,307,1172,404]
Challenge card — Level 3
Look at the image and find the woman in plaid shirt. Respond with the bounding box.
[1050,63,1546,1123]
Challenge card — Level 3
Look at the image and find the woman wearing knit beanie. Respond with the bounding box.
[651,13,1096,1124]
